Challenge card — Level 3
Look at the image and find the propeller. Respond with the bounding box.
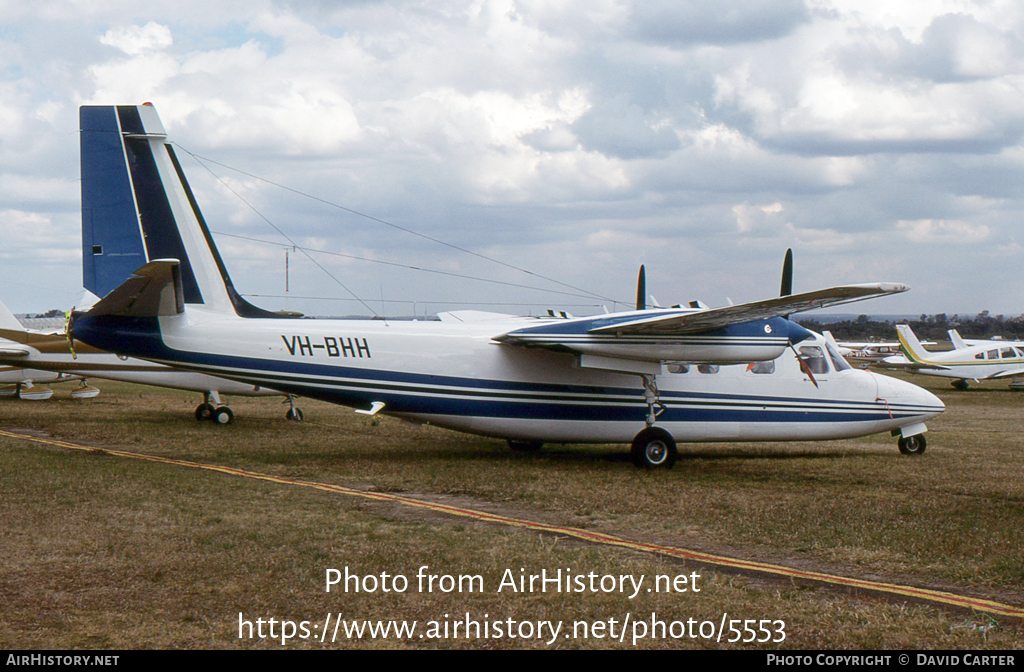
[778,248,817,386]
[636,264,646,311]
[63,309,77,360]
[780,248,793,297]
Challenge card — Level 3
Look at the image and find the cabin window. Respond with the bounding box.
[975,352,985,360]
[826,342,852,371]
[987,349,999,360]
[667,363,689,374]
[748,360,775,374]
[798,346,830,374]
[697,364,719,374]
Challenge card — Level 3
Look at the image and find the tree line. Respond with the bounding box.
[797,312,1024,342]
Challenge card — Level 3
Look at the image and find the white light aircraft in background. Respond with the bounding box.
[826,333,934,369]
[0,294,293,420]
[70,104,945,467]
[0,302,87,400]
[889,324,1024,390]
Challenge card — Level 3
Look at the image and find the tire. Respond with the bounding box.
[898,434,926,455]
[212,406,234,425]
[508,440,543,452]
[285,408,304,421]
[951,379,969,391]
[195,403,215,421]
[631,427,678,469]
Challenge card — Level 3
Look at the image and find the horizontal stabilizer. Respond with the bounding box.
[86,260,185,318]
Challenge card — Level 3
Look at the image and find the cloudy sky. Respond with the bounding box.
[2,0,1024,318]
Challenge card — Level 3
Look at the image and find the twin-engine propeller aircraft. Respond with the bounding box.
[70,104,945,467]
[888,324,1024,390]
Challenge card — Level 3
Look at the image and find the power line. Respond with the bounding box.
[173,144,620,305]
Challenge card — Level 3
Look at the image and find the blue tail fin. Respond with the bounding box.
[80,104,282,318]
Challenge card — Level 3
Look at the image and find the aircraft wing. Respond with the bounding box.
[0,344,29,358]
[496,283,907,366]
[585,283,907,336]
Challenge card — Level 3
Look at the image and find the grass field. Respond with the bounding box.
[1,373,1021,649]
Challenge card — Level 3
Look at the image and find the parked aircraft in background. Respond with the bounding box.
[887,324,1024,390]
[0,294,293,420]
[0,300,90,399]
[70,104,944,467]
[827,333,934,369]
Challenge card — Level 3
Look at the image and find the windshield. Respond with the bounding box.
[825,341,853,372]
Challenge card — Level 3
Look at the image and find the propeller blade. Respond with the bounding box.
[636,265,646,311]
[780,248,793,297]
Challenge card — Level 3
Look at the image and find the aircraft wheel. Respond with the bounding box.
[898,434,926,455]
[195,403,215,421]
[631,427,677,469]
[212,407,234,425]
[508,440,543,452]
[951,379,969,391]
[285,408,304,421]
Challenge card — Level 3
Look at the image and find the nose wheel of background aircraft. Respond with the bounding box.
[898,434,926,455]
[631,427,677,469]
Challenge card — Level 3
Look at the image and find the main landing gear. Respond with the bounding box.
[284,395,304,421]
[631,374,677,469]
[195,391,234,425]
[631,426,678,469]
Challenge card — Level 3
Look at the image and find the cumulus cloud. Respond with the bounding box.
[100,22,173,55]
[0,1,1023,315]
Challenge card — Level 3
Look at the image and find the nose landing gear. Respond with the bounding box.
[897,434,926,455]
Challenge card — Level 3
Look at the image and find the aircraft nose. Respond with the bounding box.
[877,375,945,420]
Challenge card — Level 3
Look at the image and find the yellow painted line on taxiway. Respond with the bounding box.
[2,427,1021,620]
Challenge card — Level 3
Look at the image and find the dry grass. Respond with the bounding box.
[0,373,1021,649]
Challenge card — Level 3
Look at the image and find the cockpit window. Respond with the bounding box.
[1001,348,1016,359]
[798,346,830,374]
[825,341,852,371]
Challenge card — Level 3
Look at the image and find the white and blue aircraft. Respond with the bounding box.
[70,104,945,467]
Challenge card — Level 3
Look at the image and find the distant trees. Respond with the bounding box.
[798,312,1024,342]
